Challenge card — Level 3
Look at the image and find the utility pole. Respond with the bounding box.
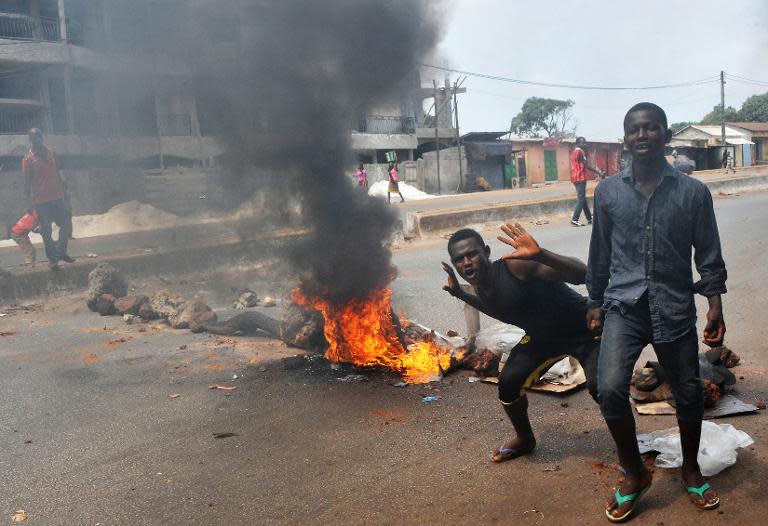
[453,79,463,192]
[720,70,726,148]
[433,79,441,194]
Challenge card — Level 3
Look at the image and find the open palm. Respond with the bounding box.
[498,223,541,260]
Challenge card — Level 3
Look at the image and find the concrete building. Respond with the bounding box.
[727,122,768,165]
[669,124,754,170]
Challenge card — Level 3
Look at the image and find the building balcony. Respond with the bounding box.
[0,13,61,42]
[357,115,416,135]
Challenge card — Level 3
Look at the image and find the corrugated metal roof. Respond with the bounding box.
[727,122,768,132]
[689,125,746,137]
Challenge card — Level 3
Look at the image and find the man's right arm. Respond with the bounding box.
[22,156,32,205]
[585,185,612,332]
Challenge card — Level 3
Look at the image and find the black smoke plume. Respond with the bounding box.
[190,1,441,304]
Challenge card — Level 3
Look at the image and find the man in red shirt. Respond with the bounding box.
[22,128,74,270]
[570,137,603,227]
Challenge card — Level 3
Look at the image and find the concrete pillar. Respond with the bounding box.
[38,70,54,133]
[62,66,75,134]
[30,0,43,39]
[57,0,68,41]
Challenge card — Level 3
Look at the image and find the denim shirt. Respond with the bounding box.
[586,162,727,343]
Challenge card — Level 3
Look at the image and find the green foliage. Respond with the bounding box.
[737,92,768,122]
[510,97,575,137]
[700,105,739,125]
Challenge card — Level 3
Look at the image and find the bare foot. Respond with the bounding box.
[605,469,652,521]
[491,436,535,463]
[682,470,719,509]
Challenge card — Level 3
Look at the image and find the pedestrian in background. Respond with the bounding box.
[22,128,74,271]
[570,137,603,226]
[388,162,405,204]
[355,163,369,189]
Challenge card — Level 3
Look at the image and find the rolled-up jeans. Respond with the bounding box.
[597,297,703,422]
[572,182,592,222]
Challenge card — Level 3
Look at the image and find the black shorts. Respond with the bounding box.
[497,336,599,404]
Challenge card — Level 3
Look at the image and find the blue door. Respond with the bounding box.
[743,144,753,166]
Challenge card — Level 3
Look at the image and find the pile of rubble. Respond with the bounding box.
[84,262,326,350]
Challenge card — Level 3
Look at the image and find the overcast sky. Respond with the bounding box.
[433,0,768,139]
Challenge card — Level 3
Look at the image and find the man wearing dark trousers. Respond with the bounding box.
[570,136,603,227]
[22,128,74,271]
[587,103,726,522]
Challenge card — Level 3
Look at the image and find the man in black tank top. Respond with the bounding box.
[443,223,599,463]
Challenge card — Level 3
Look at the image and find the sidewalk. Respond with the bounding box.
[2,166,767,302]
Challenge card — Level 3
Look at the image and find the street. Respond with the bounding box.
[1,189,767,525]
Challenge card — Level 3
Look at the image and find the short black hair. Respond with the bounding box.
[624,102,668,130]
[576,136,586,143]
[448,228,485,251]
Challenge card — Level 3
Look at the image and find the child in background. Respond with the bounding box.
[11,209,38,266]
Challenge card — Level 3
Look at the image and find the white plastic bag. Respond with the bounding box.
[474,323,526,358]
[637,421,754,476]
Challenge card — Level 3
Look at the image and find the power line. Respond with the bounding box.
[421,63,720,91]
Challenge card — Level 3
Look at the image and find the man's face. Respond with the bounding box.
[624,109,671,162]
[576,139,586,149]
[448,238,490,286]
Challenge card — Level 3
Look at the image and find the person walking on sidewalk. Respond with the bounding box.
[387,162,405,204]
[355,163,369,189]
[442,224,599,464]
[723,149,736,174]
[22,128,74,271]
[587,102,726,522]
[570,137,603,226]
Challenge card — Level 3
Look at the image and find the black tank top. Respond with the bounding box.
[476,260,591,343]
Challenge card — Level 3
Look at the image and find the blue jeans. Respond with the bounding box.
[572,182,592,222]
[598,297,703,422]
[36,199,72,264]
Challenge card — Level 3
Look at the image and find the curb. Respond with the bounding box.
[1,229,304,303]
[406,173,768,238]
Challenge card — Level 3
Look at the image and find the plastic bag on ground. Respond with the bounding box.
[474,323,525,358]
[637,421,754,476]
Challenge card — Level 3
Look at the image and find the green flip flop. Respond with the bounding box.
[686,482,720,510]
[605,485,651,523]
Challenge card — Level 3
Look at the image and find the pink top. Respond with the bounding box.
[356,169,367,183]
[389,167,398,182]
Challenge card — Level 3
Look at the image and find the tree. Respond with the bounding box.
[510,97,575,137]
[700,104,739,125]
[737,92,768,122]
[669,121,694,134]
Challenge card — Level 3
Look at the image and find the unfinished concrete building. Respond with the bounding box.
[0,0,221,226]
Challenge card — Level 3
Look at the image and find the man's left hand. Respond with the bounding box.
[703,308,726,347]
[498,222,541,260]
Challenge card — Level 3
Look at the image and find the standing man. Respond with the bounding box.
[587,103,726,522]
[22,128,74,271]
[442,224,599,463]
[387,162,405,203]
[570,137,603,227]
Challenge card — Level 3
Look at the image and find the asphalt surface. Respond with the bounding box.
[1,189,767,525]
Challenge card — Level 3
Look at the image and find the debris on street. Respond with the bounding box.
[212,432,238,439]
[10,510,28,523]
[232,289,258,310]
[168,394,181,400]
[421,395,441,403]
[337,374,369,382]
[261,296,277,307]
[637,421,754,476]
[86,263,127,312]
[208,385,237,391]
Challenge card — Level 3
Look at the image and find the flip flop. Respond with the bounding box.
[491,445,533,463]
[605,483,651,523]
[685,482,720,510]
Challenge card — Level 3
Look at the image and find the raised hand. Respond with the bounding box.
[441,261,463,297]
[498,222,542,260]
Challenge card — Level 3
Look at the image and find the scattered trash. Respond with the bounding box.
[168,394,181,400]
[212,432,238,439]
[634,394,759,419]
[23,439,32,444]
[232,289,258,310]
[178,344,187,350]
[337,374,369,382]
[392,381,408,388]
[258,366,267,372]
[521,508,544,525]
[637,421,754,476]
[330,363,342,371]
[0,313,7,317]
[87,253,99,258]
[0,331,17,337]
[123,314,139,324]
[543,465,560,472]
[208,385,237,391]
[10,510,28,523]
[446,330,459,337]
[421,395,442,404]
[468,376,481,383]
[232,374,239,380]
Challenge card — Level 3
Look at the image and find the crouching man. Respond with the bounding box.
[442,224,599,462]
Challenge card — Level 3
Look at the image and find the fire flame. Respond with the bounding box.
[292,287,451,383]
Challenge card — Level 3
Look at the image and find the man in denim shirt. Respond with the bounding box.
[587,103,727,522]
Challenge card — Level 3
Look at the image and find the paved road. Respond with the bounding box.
[1,190,766,525]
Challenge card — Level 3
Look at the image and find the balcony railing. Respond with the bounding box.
[0,13,61,42]
[158,113,193,136]
[357,115,416,134]
[0,109,41,135]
